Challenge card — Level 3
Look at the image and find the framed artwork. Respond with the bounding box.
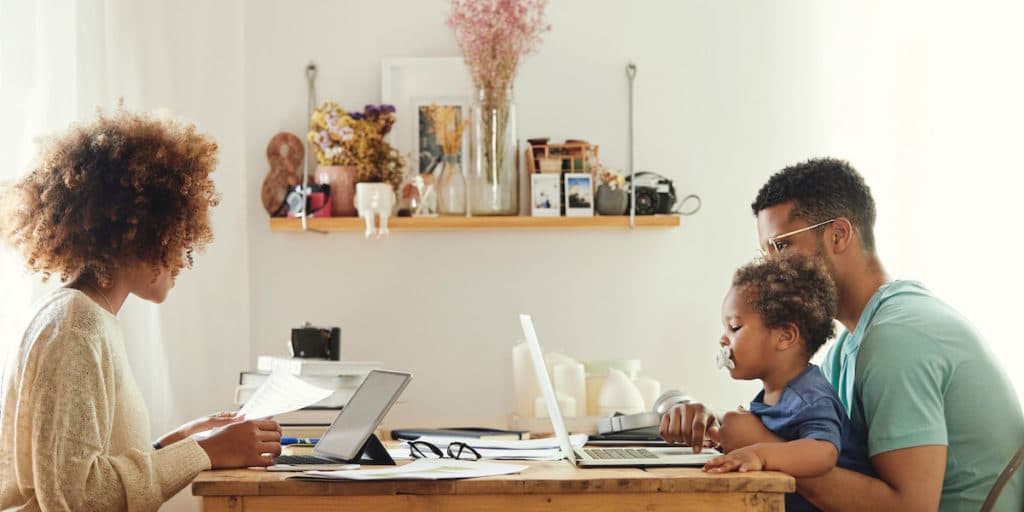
[413,100,468,176]
[531,173,560,217]
[564,173,594,217]
[381,58,473,176]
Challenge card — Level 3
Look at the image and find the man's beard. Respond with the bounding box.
[815,236,839,285]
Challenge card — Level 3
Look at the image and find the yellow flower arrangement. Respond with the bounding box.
[307,101,404,189]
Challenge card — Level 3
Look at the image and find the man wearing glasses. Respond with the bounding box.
[661,158,1023,511]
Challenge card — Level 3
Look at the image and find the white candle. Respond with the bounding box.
[512,341,540,418]
[553,362,586,418]
[535,394,577,418]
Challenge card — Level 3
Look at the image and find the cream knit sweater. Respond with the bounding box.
[0,288,211,511]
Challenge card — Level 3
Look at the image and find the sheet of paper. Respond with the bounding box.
[474,448,564,460]
[388,434,586,461]
[290,459,528,481]
[386,448,414,461]
[237,370,334,420]
[193,370,333,439]
[388,446,563,461]
[407,433,587,451]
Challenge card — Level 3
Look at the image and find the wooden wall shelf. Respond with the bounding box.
[269,215,680,232]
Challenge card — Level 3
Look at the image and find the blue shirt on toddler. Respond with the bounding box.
[748,365,874,512]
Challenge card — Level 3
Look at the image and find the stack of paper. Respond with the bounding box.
[387,434,588,461]
[238,357,382,408]
[194,370,333,440]
[289,459,528,481]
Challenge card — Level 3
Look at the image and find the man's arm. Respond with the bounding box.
[717,409,776,452]
[798,445,946,512]
[718,412,946,511]
[660,402,728,452]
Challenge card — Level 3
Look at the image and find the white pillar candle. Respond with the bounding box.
[535,394,577,418]
[585,374,606,416]
[553,362,586,418]
[512,341,540,418]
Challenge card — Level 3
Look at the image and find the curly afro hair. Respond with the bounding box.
[1,108,221,286]
[751,157,878,252]
[732,254,838,358]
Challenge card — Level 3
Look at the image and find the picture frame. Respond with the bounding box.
[381,58,474,177]
[531,173,561,217]
[413,100,469,176]
[564,173,594,217]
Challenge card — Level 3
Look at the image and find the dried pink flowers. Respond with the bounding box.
[446,0,551,96]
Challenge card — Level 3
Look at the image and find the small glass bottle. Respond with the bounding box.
[436,155,466,216]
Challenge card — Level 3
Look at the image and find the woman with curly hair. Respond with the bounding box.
[0,109,281,511]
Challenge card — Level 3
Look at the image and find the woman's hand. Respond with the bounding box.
[156,411,243,448]
[197,419,283,468]
[703,444,765,473]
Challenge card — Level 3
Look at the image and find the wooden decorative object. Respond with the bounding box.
[526,142,600,174]
[260,132,304,216]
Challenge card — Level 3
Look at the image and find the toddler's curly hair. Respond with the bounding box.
[733,254,838,357]
[1,108,221,286]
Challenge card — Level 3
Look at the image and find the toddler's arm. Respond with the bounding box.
[704,439,838,477]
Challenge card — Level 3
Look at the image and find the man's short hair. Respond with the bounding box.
[751,158,878,252]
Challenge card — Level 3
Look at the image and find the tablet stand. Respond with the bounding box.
[351,433,395,466]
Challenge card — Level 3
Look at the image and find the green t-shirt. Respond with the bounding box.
[822,280,1024,512]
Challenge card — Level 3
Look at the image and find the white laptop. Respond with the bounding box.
[267,369,411,471]
[519,314,719,467]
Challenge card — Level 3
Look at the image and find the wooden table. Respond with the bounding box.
[192,460,794,511]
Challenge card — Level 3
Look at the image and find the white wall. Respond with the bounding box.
[243,0,1024,432]
[2,2,1021,511]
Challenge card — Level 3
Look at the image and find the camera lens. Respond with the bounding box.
[634,189,655,215]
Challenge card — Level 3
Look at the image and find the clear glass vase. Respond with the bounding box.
[469,87,519,215]
[437,156,466,216]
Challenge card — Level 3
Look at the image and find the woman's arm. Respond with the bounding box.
[29,334,209,511]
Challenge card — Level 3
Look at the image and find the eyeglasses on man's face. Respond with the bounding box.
[408,440,482,461]
[758,218,836,258]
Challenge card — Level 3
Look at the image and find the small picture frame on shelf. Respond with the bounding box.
[381,57,473,173]
[414,101,468,176]
[531,173,561,217]
[564,173,594,217]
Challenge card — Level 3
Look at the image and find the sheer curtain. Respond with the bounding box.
[1,2,247,510]
[0,0,92,383]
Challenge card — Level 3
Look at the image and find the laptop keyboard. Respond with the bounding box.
[583,448,659,460]
[273,455,342,465]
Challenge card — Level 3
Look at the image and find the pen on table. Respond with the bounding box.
[280,437,319,445]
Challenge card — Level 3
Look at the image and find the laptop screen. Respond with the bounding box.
[519,314,577,463]
[315,369,411,461]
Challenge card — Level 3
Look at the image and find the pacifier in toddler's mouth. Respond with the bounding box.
[715,345,735,370]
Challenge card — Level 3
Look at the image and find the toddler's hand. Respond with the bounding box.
[703,445,764,473]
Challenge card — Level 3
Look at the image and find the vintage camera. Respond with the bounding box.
[626,172,677,215]
[290,322,341,360]
[283,183,331,218]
